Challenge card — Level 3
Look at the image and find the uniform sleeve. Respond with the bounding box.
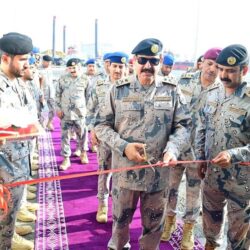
[86,87,98,129]
[163,86,191,159]
[194,105,206,160]
[55,77,63,111]
[94,86,129,156]
[85,78,93,104]
[227,144,250,163]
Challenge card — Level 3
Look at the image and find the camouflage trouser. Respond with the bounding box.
[47,98,55,121]
[202,181,250,249]
[97,142,112,206]
[108,186,166,250]
[0,170,28,249]
[61,119,88,157]
[166,163,201,222]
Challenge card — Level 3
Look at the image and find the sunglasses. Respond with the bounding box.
[137,57,160,66]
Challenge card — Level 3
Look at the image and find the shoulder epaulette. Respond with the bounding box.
[162,76,177,86]
[180,72,195,79]
[207,81,221,92]
[115,77,131,87]
[96,79,105,86]
[245,86,250,97]
[0,77,9,92]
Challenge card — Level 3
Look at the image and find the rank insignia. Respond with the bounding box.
[227,56,236,65]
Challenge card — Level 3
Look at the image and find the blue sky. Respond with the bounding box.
[1,0,249,61]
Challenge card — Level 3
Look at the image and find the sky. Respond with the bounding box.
[1,0,250,61]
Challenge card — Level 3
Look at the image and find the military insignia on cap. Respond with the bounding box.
[121,57,126,63]
[151,44,159,54]
[72,62,76,66]
[227,56,236,65]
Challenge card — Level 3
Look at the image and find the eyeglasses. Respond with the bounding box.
[137,57,160,66]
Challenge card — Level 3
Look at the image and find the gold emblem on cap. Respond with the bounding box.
[72,62,76,66]
[227,56,236,65]
[151,44,159,54]
[121,57,126,63]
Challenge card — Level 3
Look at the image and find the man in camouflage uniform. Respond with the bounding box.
[85,58,106,93]
[161,47,222,249]
[39,55,55,131]
[0,32,34,250]
[95,38,191,250]
[87,52,128,224]
[56,58,90,170]
[158,53,176,79]
[195,44,250,249]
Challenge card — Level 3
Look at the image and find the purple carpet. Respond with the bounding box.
[36,117,204,249]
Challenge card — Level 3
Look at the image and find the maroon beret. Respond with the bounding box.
[203,47,222,61]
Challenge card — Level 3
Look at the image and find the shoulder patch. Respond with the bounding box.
[115,77,131,87]
[162,76,177,86]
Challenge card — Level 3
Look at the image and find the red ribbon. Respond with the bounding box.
[0,184,11,219]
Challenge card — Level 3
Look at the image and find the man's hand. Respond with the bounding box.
[90,129,99,146]
[198,162,207,179]
[124,143,146,163]
[56,110,64,119]
[211,151,231,167]
[163,152,177,167]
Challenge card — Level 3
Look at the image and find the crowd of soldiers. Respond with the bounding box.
[0,32,249,250]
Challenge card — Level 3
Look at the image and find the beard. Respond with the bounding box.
[9,60,23,77]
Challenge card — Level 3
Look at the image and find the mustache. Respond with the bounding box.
[221,78,231,82]
[141,68,154,74]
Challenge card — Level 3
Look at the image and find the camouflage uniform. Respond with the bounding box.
[195,82,250,249]
[86,72,106,102]
[56,73,90,157]
[39,66,55,124]
[25,76,43,122]
[167,71,221,223]
[0,72,30,249]
[95,76,191,249]
[87,77,112,206]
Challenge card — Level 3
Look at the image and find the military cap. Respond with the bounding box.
[216,44,249,66]
[32,46,40,54]
[197,55,203,63]
[131,38,163,56]
[103,53,112,61]
[66,58,81,67]
[0,32,33,55]
[29,57,36,65]
[85,58,95,65]
[107,52,129,64]
[163,54,174,66]
[203,47,222,61]
[42,55,52,62]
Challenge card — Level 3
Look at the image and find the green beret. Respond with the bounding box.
[42,55,53,62]
[66,58,81,67]
[131,38,163,56]
[0,32,33,55]
[216,44,249,66]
